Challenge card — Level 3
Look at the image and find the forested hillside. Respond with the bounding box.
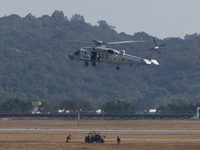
[0,11,200,111]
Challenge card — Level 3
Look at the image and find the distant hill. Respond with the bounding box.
[0,11,200,111]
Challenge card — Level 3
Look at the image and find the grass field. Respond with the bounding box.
[0,118,200,150]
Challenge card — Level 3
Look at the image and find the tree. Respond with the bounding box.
[51,10,65,19]
[97,20,115,30]
[157,100,197,114]
[57,100,94,112]
[70,14,85,22]
[25,13,36,20]
[101,101,135,113]
[0,98,32,113]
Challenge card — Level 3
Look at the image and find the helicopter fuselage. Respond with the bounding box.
[68,38,165,70]
[69,46,159,70]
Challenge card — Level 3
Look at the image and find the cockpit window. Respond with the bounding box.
[74,50,80,55]
[107,49,119,54]
[107,49,114,54]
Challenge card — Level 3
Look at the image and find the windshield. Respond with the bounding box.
[73,50,80,56]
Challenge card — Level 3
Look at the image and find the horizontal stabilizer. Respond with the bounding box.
[151,59,159,65]
[143,59,152,65]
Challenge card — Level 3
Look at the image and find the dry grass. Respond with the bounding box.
[0,119,200,150]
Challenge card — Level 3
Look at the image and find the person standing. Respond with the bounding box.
[117,136,121,144]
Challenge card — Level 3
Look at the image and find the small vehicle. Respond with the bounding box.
[85,131,105,143]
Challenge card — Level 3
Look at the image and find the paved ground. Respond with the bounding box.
[1,129,200,134]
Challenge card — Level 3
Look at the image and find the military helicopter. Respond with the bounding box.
[68,38,166,70]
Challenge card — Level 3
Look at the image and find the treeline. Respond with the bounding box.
[0,98,198,115]
[157,101,200,114]
[0,11,200,111]
[0,98,136,114]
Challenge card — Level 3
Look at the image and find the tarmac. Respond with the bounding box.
[1,129,200,134]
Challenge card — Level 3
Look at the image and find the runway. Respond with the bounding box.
[1,129,200,134]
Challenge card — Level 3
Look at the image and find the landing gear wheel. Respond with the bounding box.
[85,62,89,66]
[92,62,96,66]
[116,66,120,70]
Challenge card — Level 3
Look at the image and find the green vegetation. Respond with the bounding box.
[0,98,196,114]
[0,11,200,111]
[0,98,136,114]
[0,98,32,113]
[101,100,135,113]
[157,100,199,114]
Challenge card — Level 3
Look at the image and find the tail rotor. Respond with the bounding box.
[149,37,166,54]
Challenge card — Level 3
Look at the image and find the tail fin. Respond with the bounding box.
[143,59,159,65]
[151,59,159,65]
[143,59,152,65]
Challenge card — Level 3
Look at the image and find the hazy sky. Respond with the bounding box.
[0,0,200,39]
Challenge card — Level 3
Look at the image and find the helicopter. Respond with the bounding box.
[68,37,166,70]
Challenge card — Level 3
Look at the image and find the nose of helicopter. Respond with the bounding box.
[68,54,74,60]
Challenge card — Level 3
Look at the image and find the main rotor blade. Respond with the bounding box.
[153,37,157,46]
[66,40,93,44]
[66,40,145,46]
[82,46,93,49]
[107,40,145,45]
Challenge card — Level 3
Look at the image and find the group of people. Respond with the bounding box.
[65,134,121,144]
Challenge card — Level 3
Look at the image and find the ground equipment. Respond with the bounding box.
[85,131,105,143]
